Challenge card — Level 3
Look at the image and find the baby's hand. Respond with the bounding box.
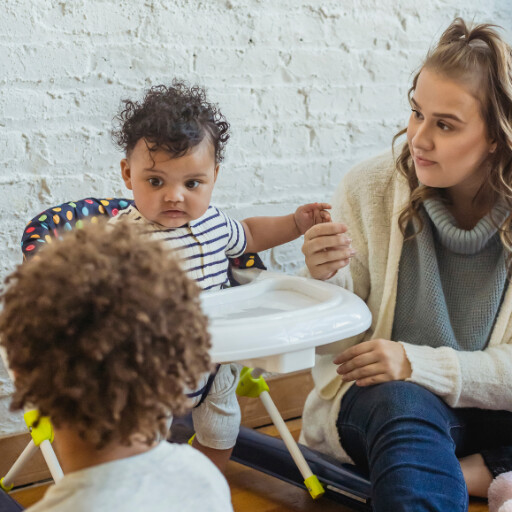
[294,202,331,235]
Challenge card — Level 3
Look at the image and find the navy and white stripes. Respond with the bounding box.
[110,205,247,291]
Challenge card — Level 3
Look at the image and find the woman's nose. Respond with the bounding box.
[411,122,434,152]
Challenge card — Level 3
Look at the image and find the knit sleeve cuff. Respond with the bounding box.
[399,342,462,405]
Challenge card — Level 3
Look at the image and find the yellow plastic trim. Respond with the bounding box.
[236,367,269,398]
[23,410,54,446]
[188,433,196,446]
[0,477,13,492]
[304,474,325,499]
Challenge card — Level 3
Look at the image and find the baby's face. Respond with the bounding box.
[121,138,218,228]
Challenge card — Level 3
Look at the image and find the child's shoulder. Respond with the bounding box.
[201,204,236,223]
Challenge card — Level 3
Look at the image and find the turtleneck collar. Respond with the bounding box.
[422,197,509,255]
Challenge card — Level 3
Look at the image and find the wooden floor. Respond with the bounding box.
[226,419,489,512]
[10,418,490,511]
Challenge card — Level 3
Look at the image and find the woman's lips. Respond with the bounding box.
[414,155,436,166]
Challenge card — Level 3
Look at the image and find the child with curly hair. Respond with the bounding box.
[110,81,333,471]
[0,222,234,512]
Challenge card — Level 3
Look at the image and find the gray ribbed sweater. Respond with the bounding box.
[392,198,509,351]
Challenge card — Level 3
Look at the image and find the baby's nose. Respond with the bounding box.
[164,186,185,202]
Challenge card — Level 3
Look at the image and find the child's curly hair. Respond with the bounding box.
[112,80,230,164]
[0,221,211,449]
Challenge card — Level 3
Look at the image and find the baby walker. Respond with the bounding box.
[2,198,373,511]
[204,260,372,510]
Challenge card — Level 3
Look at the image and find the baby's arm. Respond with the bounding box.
[241,202,331,254]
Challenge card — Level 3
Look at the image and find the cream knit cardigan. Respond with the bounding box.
[300,151,512,463]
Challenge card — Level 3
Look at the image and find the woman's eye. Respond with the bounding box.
[148,178,163,187]
[438,121,451,131]
[185,180,200,190]
[411,108,423,120]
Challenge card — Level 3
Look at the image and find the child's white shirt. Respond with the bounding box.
[26,442,233,512]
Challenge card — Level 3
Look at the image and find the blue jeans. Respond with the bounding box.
[336,381,512,512]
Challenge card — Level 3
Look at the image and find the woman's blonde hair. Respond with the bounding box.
[393,18,512,250]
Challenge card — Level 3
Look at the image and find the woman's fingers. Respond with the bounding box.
[308,259,350,280]
[354,374,390,387]
[302,222,354,280]
[307,247,355,266]
[336,351,379,376]
[305,247,354,280]
[336,345,382,382]
[304,222,348,242]
[339,362,383,383]
[302,233,353,256]
[334,339,412,383]
[333,340,375,365]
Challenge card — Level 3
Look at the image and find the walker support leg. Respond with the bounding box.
[1,410,63,491]
[1,440,38,491]
[236,367,325,499]
[24,411,63,484]
[40,440,63,483]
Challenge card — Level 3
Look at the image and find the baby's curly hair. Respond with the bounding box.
[0,221,211,449]
[112,80,230,163]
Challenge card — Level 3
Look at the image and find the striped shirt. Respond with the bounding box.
[110,204,247,291]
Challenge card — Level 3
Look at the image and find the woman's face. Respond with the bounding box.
[406,68,496,198]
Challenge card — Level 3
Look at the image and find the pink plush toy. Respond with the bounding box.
[489,472,512,512]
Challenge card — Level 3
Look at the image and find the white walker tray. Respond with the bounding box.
[201,269,372,373]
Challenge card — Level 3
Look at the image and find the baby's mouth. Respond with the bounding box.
[162,209,186,217]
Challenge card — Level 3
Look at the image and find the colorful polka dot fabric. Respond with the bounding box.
[21,197,266,272]
[229,253,266,271]
[22,198,133,260]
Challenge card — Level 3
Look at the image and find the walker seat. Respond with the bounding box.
[22,198,133,259]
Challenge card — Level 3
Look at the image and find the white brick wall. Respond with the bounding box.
[1,0,511,436]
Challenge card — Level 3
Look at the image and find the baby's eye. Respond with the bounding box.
[148,177,163,187]
[411,109,423,120]
[185,180,200,190]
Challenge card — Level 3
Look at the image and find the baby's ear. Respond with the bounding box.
[120,159,133,190]
[213,164,220,182]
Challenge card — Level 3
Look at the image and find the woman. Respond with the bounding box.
[301,18,512,512]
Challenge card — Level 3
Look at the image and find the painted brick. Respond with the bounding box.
[0,0,510,437]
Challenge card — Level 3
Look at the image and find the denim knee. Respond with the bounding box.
[339,381,453,433]
[337,382,468,512]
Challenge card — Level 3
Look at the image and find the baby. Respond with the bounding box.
[110,81,330,470]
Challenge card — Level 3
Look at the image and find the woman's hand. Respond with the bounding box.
[302,222,355,280]
[334,339,412,386]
